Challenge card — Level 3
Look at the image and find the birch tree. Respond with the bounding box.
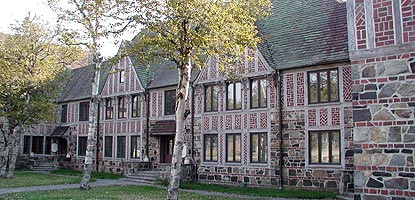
[47,0,136,190]
[0,16,81,178]
[131,1,271,199]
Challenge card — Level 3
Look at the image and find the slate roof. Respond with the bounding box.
[58,62,110,103]
[257,0,349,70]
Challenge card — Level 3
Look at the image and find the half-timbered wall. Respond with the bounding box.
[194,49,277,186]
[281,64,353,193]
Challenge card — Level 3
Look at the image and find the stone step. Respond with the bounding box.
[127,175,157,182]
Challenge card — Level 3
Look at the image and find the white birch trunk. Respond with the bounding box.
[7,127,21,178]
[167,60,192,200]
[0,131,10,178]
[80,59,101,190]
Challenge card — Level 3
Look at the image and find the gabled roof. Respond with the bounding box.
[257,0,349,70]
[58,62,110,103]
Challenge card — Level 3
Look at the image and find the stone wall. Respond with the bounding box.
[281,64,354,193]
[352,54,415,199]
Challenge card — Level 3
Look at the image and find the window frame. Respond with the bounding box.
[105,98,114,119]
[164,90,176,116]
[104,136,113,158]
[226,133,241,163]
[119,69,125,83]
[204,84,218,112]
[307,68,339,104]
[31,136,44,154]
[116,136,126,159]
[203,134,218,162]
[250,132,268,163]
[79,102,89,122]
[61,104,68,123]
[77,136,87,156]
[118,96,127,119]
[308,130,341,165]
[226,82,242,110]
[130,135,140,159]
[131,94,141,118]
[250,78,268,109]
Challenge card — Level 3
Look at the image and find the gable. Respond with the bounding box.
[101,57,144,97]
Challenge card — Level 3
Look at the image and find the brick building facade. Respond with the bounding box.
[19,0,415,199]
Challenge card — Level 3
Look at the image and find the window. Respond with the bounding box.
[118,97,127,119]
[117,136,126,158]
[251,78,267,108]
[104,136,113,158]
[204,85,218,112]
[165,90,176,115]
[119,69,125,83]
[131,136,140,159]
[250,133,268,163]
[227,82,242,110]
[203,134,218,162]
[61,104,68,123]
[132,95,141,118]
[308,68,339,104]
[79,102,89,121]
[23,136,30,154]
[105,98,114,119]
[226,133,241,162]
[309,130,341,165]
[45,137,52,155]
[78,136,87,156]
[32,136,44,154]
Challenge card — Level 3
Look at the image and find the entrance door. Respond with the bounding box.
[160,136,174,163]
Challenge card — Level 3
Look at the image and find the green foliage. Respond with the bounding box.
[0,171,81,188]
[180,182,338,199]
[0,16,81,127]
[131,0,271,72]
[51,169,125,179]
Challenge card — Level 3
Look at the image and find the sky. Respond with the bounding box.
[0,0,135,58]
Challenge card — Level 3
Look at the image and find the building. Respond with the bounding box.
[20,0,415,199]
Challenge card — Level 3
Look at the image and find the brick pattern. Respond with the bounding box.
[331,107,341,126]
[151,93,157,117]
[210,58,217,79]
[197,87,203,114]
[342,66,353,102]
[260,113,268,129]
[373,0,395,47]
[319,108,329,126]
[204,116,210,131]
[243,132,248,165]
[356,0,368,49]
[402,0,415,42]
[258,57,267,72]
[235,114,242,129]
[269,77,276,108]
[296,72,305,106]
[250,113,258,129]
[212,116,218,131]
[286,73,294,106]
[308,109,317,126]
[226,115,232,130]
[248,49,256,73]
[157,92,162,116]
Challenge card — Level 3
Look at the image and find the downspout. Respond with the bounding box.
[145,89,150,159]
[191,83,195,159]
[277,70,283,190]
[96,101,100,172]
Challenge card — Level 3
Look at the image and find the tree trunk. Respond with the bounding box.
[7,127,21,178]
[0,124,10,178]
[80,60,101,190]
[167,60,192,200]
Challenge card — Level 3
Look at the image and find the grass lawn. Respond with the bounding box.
[51,169,125,179]
[180,182,337,199]
[0,185,244,200]
[0,171,81,188]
